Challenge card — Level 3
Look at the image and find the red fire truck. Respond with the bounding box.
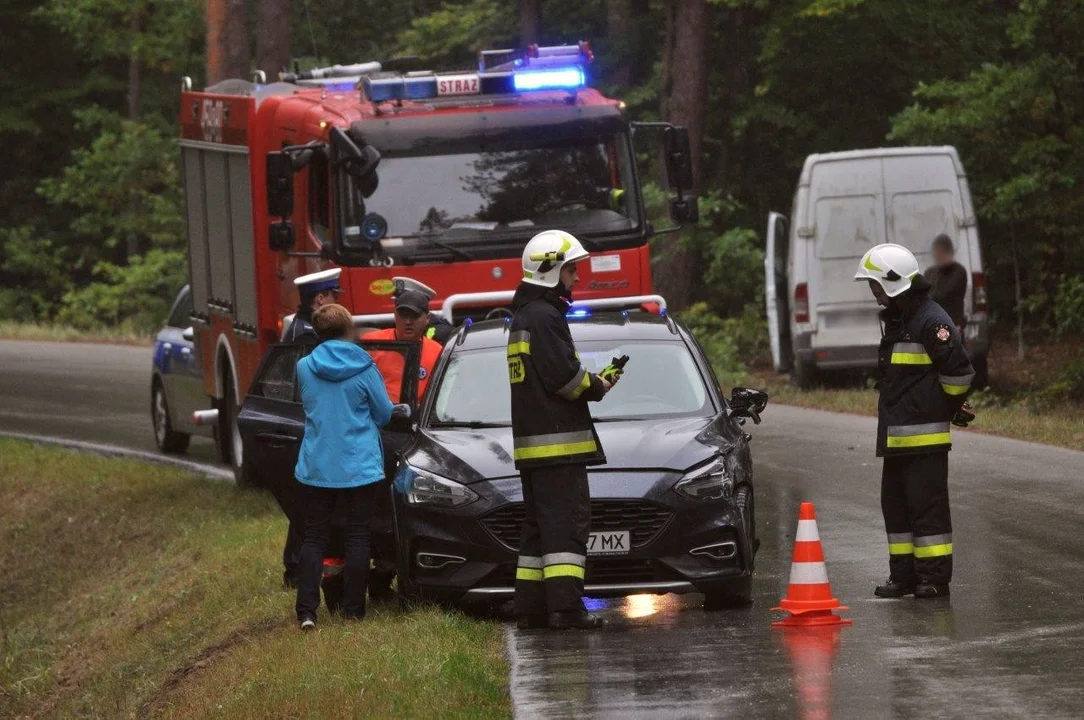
[178,42,698,478]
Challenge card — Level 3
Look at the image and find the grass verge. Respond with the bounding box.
[744,371,1084,451]
[0,321,153,346]
[0,439,509,719]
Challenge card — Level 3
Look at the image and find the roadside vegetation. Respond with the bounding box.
[0,320,152,346]
[0,439,509,719]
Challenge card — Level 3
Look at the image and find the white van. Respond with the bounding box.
[764,146,989,388]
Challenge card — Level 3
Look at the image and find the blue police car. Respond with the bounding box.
[151,286,214,453]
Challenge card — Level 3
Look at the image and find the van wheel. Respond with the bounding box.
[790,354,817,389]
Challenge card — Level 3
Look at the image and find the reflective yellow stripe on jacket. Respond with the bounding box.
[513,430,598,461]
[891,342,932,365]
[886,422,951,449]
[939,372,974,396]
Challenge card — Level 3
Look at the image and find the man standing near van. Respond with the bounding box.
[854,244,975,600]
[923,235,968,335]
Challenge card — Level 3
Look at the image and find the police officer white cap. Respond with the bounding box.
[294,268,342,296]
[393,276,436,299]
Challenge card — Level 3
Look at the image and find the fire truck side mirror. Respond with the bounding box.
[269,221,296,252]
[663,126,694,195]
[266,152,295,218]
[669,196,699,225]
[329,127,380,183]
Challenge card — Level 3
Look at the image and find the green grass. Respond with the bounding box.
[0,440,510,719]
[0,321,152,346]
[745,372,1084,451]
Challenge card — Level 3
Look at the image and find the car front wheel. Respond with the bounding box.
[152,382,190,454]
[703,485,755,610]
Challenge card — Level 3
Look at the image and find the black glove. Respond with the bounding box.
[599,355,629,383]
[952,402,975,428]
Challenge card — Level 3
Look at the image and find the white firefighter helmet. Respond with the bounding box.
[853,243,921,298]
[520,230,590,288]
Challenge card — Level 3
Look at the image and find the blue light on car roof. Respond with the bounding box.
[512,67,586,91]
[566,308,591,318]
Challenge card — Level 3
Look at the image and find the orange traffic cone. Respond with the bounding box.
[772,502,851,627]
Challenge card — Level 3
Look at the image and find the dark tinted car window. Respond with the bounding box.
[250,345,307,402]
[167,287,192,328]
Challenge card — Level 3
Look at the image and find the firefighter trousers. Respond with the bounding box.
[881,451,953,585]
[514,464,591,616]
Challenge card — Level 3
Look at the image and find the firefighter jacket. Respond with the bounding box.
[876,281,975,458]
[507,283,607,470]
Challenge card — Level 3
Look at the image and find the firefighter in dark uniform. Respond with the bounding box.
[392,276,456,344]
[277,268,343,587]
[855,244,976,600]
[507,230,622,630]
[283,268,343,342]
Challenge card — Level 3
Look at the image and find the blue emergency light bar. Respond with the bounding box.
[363,42,592,103]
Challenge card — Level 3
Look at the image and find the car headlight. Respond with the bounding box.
[674,456,734,501]
[406,468,479,508]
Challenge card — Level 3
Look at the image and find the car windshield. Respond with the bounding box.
[430,340,713,426]
[362,135,640,248]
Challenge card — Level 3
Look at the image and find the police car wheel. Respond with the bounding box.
[152,383,190,454]
[703,576,753,611]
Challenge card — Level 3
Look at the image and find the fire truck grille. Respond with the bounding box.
[479,500,673,551]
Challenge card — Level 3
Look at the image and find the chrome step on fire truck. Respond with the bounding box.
[178,42,698,481]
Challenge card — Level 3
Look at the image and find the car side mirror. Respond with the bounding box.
[387,403,413,432]
[729,387,769,425]
[182,326,194,341]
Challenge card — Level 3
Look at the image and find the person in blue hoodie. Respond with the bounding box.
[294,303,393,630]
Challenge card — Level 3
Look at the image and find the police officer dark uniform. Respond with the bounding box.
[283,268,343,342]
[507,230,620,630]
[278,268,343,587]
[855,244,975,600]
[392,276,456,344]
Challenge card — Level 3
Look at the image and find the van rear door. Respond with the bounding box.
[883,152,961,265]
[764,211,792,372]
[808,157,884,353]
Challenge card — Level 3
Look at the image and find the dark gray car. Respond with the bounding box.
[151,286,213,453]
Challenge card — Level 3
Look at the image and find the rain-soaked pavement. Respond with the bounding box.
[3,341,1083,718]
[507,405,1084,719]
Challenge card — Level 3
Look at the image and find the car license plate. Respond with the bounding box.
[587,530,630,556]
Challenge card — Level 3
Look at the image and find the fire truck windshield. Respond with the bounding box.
[356,134,641,258]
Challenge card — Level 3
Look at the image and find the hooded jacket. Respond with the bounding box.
[295,340,393,488]
[507,282,607,470]
[876,276,975,457]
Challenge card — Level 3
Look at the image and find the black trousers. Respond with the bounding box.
[514,464,591,616]
[295,482,377,621]
[881,452,953,585]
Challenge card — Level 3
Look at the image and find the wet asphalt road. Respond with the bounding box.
[3,340,1084,718]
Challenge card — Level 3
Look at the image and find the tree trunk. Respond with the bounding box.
[519,0,541,46]
[655,0,711,311]
[206,0,226,85]
[126,9,142,261]
[607,1,633,87]
[224,0,250,81]
[207,0,250,85]
[257,0,291,80]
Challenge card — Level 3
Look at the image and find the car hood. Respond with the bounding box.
[410,417,735,484]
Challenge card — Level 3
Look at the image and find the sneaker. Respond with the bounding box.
[299,617,316,631]
[914,583,950,600]
[874,579,916,598]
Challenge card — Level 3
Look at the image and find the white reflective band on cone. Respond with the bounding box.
[787,562,830,585]
[795,519,820,542]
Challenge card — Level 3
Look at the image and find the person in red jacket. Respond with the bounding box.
[363,289,442,402]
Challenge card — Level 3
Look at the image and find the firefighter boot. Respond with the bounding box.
[874,578,917,598]
[914,583,950,600]
[548,611,604,630]
[516,615,549,630]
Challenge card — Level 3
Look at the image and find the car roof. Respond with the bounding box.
[450,311,684,351]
